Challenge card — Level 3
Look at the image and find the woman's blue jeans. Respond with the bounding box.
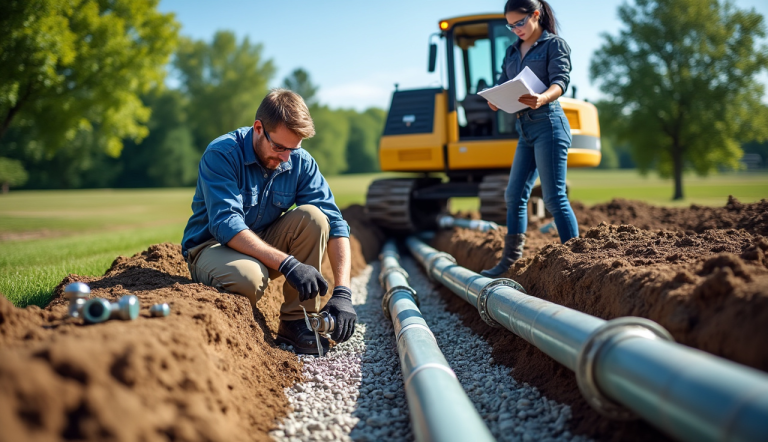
[505,101,579,243]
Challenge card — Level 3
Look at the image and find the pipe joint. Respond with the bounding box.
[425,252,456,281]
[379,266,409,287]
[576,317,674,420]
[477,278,526,328]
[382,285,419,319]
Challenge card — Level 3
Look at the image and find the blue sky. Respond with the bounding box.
[159,0,768,111]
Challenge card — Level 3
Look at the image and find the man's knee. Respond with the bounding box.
[293,205,330,237]
[216,265,269,307]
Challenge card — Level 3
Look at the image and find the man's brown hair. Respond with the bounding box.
[255,88,315,139]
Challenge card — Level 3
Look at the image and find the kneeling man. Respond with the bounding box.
[181,89,356,354]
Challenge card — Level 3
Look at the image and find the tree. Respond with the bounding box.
[591,0,768,199]
[118,88,198,188]
[0,0,179,157]
[0,157,28,193]
[345,108,386,174]
[282,68,319,107]
[302,106,350,176]
[174,31,275,151]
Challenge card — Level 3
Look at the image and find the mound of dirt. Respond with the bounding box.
[572,196,768,236]
[0,206,385,442]
[432,196,768,441]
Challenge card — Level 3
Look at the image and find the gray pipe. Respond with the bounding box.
[437,215,498,233]
[379,240,495,442]
[405,236,768,442]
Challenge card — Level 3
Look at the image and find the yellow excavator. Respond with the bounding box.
[365,14,601,232]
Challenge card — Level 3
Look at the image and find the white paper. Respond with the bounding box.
[477,66,547,114]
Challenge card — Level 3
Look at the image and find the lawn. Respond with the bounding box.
[2,170,767,307]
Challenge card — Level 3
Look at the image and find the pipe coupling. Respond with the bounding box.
[381,285,419,319]
[307,310,335,336]
[378,265,409,287]
[110,295,140,320]
[64,282,91,319]
[425,252,456,281]
[575,317,674,420]
[82,298,112,324]
[150,303,171,317]
[477,278,526,328]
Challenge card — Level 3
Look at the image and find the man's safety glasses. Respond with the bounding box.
[506,14,532,31]
[259,121,301,153]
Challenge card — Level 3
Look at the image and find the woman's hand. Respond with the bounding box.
[518,93,549,109]
[487,102,499,111]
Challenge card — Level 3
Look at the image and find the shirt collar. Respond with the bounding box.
[243,126,294,173]
[512,29,552,53]
[243,127,259,165]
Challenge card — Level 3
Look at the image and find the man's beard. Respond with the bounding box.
[256,139,284,170]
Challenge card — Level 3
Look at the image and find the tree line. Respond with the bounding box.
[0,1,385,191]
[1,0,767,199]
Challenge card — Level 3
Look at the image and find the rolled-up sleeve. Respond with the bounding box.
[548,38,571,95]
[198,149,249,245]
[295,153,350,238]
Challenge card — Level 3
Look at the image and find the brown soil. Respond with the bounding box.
[0,206,384,442]
[433,197,768,442]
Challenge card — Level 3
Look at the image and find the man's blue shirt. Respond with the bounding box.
[181,126,349,258]
[497,30,571,95]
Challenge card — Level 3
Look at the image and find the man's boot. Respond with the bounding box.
[480,233,526,278]
[276,318,330,355]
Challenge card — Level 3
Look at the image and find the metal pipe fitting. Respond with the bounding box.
[437,215,499,233]
[82,298,112,324]
[405,236,768,442]
[109,295,140,320]
[379,240,495,442]
[307,310,335,336]
[64,282,91,318]
[149,303,171,317]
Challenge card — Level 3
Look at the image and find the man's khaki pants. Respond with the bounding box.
[187,205,331,321]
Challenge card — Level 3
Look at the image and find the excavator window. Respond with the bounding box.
[450,20,518,140]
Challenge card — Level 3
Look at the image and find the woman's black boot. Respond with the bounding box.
[480,233,526,278]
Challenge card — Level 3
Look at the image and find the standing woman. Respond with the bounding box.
[482,0,579,277]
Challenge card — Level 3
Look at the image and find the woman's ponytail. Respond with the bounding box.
[538,0,558,35]
[504,0,559,35]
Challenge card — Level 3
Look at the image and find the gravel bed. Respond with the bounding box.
[271,256,589,442]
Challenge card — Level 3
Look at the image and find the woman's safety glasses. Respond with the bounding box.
[506,14,532,31]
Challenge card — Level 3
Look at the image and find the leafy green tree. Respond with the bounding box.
[591,0,768,199]
[0,0,179,156]
[0,157,28,193]
[302,106,350,176]
[146,127,198,187]
[345,108,386,173]
[118,88,198,187]
[282,68,319,107]
[174,31,275,151]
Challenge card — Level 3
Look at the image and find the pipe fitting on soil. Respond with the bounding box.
[64,282,91,319]
[110,295,140,321]
[437,215,499,233]
[82,298,112,324]
[575,317,674,420]
[149,303,170,317]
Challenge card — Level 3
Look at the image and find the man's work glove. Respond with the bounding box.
[279,255,328,302]
[321,286,357,342]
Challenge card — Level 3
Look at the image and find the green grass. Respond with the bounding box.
[2,170,767,307]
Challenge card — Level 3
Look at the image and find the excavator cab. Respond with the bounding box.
[366,14,601,232]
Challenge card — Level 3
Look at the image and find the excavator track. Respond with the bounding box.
[478,174,509,225]
[479,174,546,225]
[366,178,445,233]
